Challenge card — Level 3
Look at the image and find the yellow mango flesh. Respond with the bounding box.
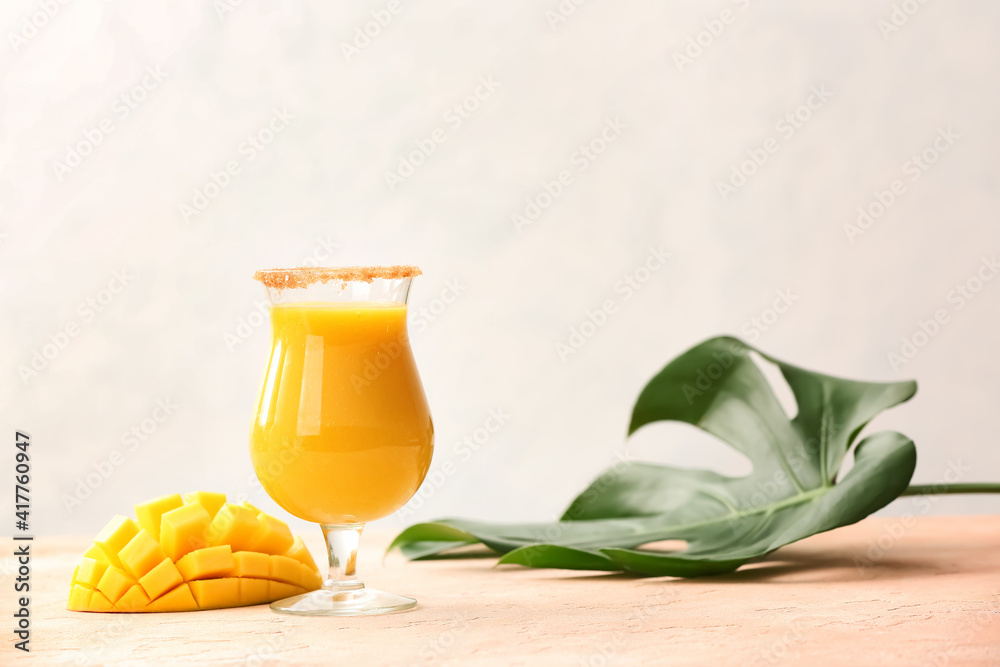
[89,591,114,612]
[134,494,183,541]
[93,516,139,569]
[68,585,92,609]
[139,559,184,600]
[146,583,197,612]
[68,492,321,612]
[75,557,108,588]
[232,551,269,578]
[119,529,167,580]
[183,491,226,518]
[117,585,151,611]
[239,578,270,606]
[176,546,235,581]
[269,555,302,586]
[189,578,240,610]
[207,503,258,551]
[96,567,134,604]
[286,536,320,572]
[160,503,211,562]
[299,563,324,590]
[250,513,294,555]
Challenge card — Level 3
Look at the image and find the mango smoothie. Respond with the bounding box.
[250,302,433,524]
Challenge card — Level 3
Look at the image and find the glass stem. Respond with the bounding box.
[321,523,365,592]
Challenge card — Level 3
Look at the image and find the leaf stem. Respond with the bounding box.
[901,483,1000,496]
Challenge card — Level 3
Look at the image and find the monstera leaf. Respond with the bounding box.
[388,336,918,577]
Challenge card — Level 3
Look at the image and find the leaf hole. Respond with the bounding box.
[635,539,688,553]
[748,350,798,420]
[627,421,753,477]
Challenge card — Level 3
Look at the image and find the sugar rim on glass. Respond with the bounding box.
[252,265,422,289]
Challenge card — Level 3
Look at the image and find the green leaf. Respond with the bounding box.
[387,523,477,560]
[388,336,918,577]
[499,545,621,571]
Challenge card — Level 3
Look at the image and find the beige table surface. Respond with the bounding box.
[3,516,999,666]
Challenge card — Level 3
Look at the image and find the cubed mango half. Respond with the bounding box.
[67,491,324,613]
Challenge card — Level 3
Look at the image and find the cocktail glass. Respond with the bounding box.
[250,266,433,616]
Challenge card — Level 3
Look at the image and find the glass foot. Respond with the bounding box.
[269,586,417,616]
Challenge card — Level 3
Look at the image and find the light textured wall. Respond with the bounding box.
[2,0,998,537]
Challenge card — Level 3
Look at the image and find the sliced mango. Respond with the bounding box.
[160,503,211,562]
[250,513,294,555]
[119,529,167,580]
[97,567,134,604]
[89,591,114,612]
[75,557,108,589]
[176,546,234,581]
[68,491,324,612]
[134,494,183,541]
[239,578,270,606]
[286,536,320,572]
[189,578,240,610]
[139,559,184,600]
[183,491,226,519]
[206,503,258,551]
[232,551,269,579]
[147,584,197,612]
[93,516,139,568]
[117,585,151,611]
[269,581,306,601]
[68,585,93,610]
[299,563,323,590]
[241,500,262,514]
[269,555,302,586]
